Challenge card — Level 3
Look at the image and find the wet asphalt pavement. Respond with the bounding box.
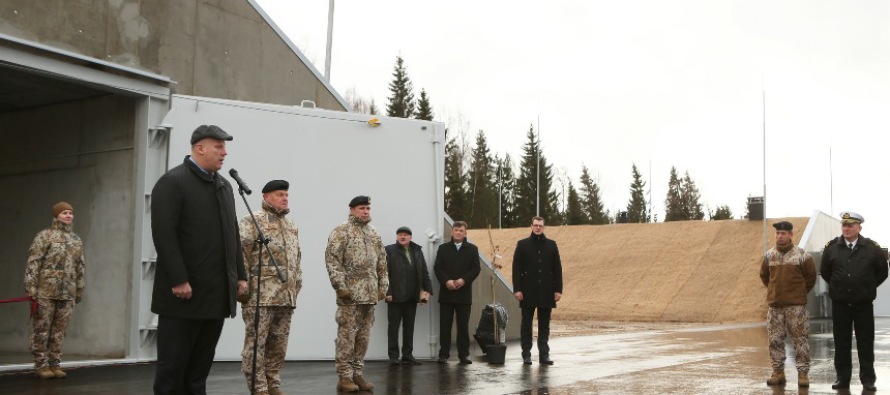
[3,318,890,394]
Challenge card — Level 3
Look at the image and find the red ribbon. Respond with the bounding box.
[0,296,38,319]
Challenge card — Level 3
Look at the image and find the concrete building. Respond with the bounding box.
[0,0,367,368]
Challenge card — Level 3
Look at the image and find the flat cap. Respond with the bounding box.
[396,226,412,235]
[190,125,233,145]
[772,221,793,231]
[349,195,371,208]
[840,211,864,224]
[262,180,289,193]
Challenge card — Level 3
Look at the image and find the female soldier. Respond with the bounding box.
[24,201,85,379]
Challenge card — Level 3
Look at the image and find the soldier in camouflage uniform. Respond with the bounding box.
[238,180,302,395]
[325,195,388,393]
[759,221,816,388]
[23,201,85,380]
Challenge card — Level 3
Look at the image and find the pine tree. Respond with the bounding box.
[579,165,607,225]
[681,171,705,220]
[444,135,469,221]
[415,89,434,121]
[385,56,416,118]
[497,154,519,228]
[515,124,559,224]
[369,99,379,116]
[626,164,649,223]
[664,166,684,222]
[709,205,734,220]
[564,181,586,225]
[467,131,498,228]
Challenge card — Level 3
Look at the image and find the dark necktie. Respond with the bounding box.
[848,243,854,250]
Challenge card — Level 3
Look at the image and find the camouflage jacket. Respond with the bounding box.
[24,219,85,301]
[239,202,302,307]
[325,214,388,305]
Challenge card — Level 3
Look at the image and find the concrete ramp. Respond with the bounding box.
[469,218,810,323]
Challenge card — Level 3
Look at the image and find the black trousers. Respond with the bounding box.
[387,301,418,360]
[438,303,471,359]
[154,316,225,395]
[832,301,876,385]
[520,306,552,358]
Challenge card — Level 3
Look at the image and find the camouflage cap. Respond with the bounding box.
[840,211,864,224]
[190,125,233,145]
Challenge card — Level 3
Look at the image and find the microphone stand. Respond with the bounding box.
[237,186,285,395]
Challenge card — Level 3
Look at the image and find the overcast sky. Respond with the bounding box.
[255,0,890,240]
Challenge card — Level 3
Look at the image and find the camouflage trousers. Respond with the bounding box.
[241,306,294,393]
[335,304,375,378]
[767,305,810,371]
[30,299,75,369]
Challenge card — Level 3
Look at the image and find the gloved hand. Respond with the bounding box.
[336,288,352,302]
[237,292,251,304]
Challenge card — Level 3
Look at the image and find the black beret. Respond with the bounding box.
[396,226,412,235]
[772,221,793,231]
[262,180,289,193]
[190,125,233,145]
[349,195,371,208]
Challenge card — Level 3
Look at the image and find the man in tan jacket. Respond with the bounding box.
[759,220,817,388]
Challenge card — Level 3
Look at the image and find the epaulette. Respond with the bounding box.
[825,237,839,248]
[871,239,882,248]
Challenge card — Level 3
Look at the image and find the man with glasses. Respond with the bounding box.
[512,216,563,365]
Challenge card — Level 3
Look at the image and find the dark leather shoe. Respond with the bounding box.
[864,383,877,391]
[522,356,532,365]
[459,358,473,365]
[831,380,850,390]
[437,357,448,364]
[389,359,400,365]
[401,357,421,365]
[539,356,554,365]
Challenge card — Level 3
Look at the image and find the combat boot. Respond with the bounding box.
[50,366,67,378]
[269,388,287,395]
[35,367,55,379]
[766,369,786,386]
[336,376,359,392]
[353,374,375,390]
[797,371,809,387]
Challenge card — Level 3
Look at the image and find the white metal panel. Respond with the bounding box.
[160,95,445,360]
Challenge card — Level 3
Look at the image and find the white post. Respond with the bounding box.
[324,0,335,81]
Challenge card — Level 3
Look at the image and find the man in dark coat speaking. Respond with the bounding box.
[512,216,563,365]
[150,124,249,394]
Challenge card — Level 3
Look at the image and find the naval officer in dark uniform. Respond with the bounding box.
[820,211,889,391]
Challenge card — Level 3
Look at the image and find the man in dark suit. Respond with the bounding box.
[434,221,480,364]
[512,216,563,365]
[384,226,433,365]
[151,125,249,395]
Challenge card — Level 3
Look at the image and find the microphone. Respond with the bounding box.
[228,168,252,195]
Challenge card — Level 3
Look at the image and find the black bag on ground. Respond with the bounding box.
[473,302,508,354]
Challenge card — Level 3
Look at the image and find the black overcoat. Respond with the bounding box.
[150,156,247,319]
[512,233,563,309]
[385,241,433,303]
[820,235,889,303]
[434,240,481,305]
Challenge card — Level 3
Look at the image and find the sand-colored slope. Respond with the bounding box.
[468,217,808,323]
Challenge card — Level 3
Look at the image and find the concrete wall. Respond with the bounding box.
[0,94,136,359]
[0,0,345,111]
